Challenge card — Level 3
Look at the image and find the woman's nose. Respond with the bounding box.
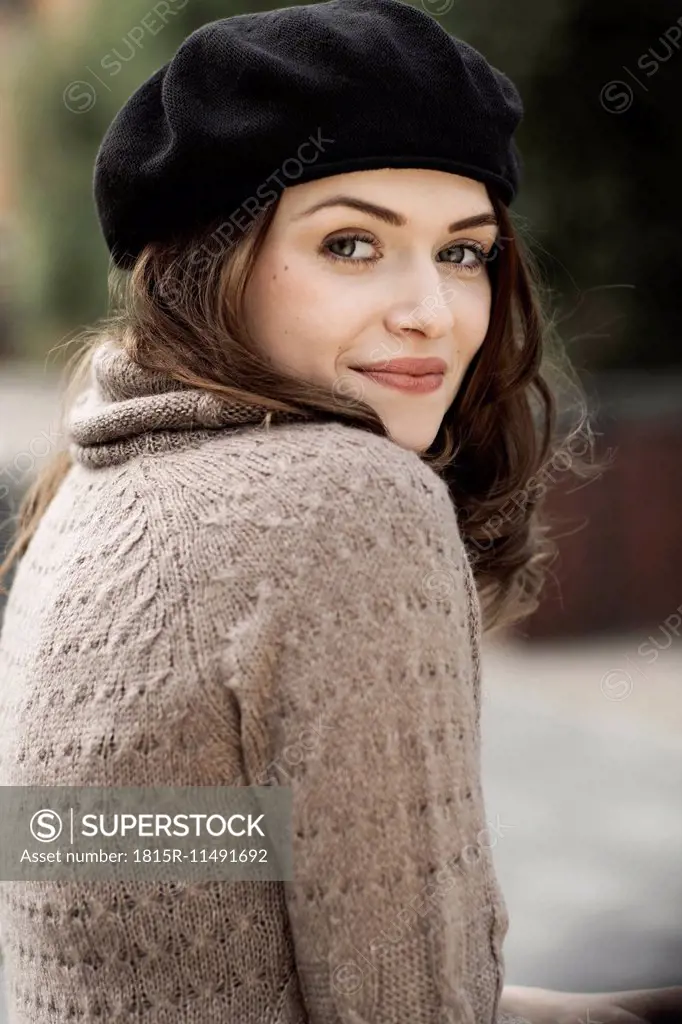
[385,299,455,342]
[384,270,455,341]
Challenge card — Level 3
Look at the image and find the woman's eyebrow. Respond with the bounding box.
[293,195,498,233]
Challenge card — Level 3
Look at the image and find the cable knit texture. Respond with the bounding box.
[0,337,515,1023]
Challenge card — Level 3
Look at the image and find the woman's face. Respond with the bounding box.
[243,168,497,452]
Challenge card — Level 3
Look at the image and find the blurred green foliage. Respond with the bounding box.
[5,0,682,370]
[7,0,279,360]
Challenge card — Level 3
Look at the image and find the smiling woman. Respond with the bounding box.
[0,1,640,1023]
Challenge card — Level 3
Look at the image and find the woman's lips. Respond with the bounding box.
[354,369,444,394]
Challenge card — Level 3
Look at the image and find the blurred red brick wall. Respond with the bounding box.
[517,376,682,639]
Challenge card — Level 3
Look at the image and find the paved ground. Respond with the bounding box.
[0,362,63,469]
[480,637,682,992]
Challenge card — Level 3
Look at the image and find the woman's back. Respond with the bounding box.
[0,340,508,1023]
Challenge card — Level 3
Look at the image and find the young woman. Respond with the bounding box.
[0,1,679,1022]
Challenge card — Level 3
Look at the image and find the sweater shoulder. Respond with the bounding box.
[139,418,456,530]
[131,420,471,626]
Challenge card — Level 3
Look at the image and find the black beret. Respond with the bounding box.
[93,0,524,270]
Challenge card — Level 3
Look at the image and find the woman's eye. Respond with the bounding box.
[440,244,486,269]
[324,235,377,261]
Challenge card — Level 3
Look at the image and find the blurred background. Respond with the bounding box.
[1,0,681,1014]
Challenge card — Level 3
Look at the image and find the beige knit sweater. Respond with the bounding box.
[0,338,517,1023]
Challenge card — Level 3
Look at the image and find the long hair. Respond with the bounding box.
[0,190,602,633]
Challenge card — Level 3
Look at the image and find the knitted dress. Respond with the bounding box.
[0,337,515,1023]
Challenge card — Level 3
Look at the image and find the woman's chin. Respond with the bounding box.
[381,418,440,454]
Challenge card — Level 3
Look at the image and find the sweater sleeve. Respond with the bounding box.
[247,451,509,1024]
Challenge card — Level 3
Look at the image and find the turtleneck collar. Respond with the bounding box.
[67,337,301,468]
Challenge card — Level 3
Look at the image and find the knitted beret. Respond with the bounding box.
[93,0,524,270]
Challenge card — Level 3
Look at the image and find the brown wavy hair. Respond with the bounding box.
[0,189,602,633]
